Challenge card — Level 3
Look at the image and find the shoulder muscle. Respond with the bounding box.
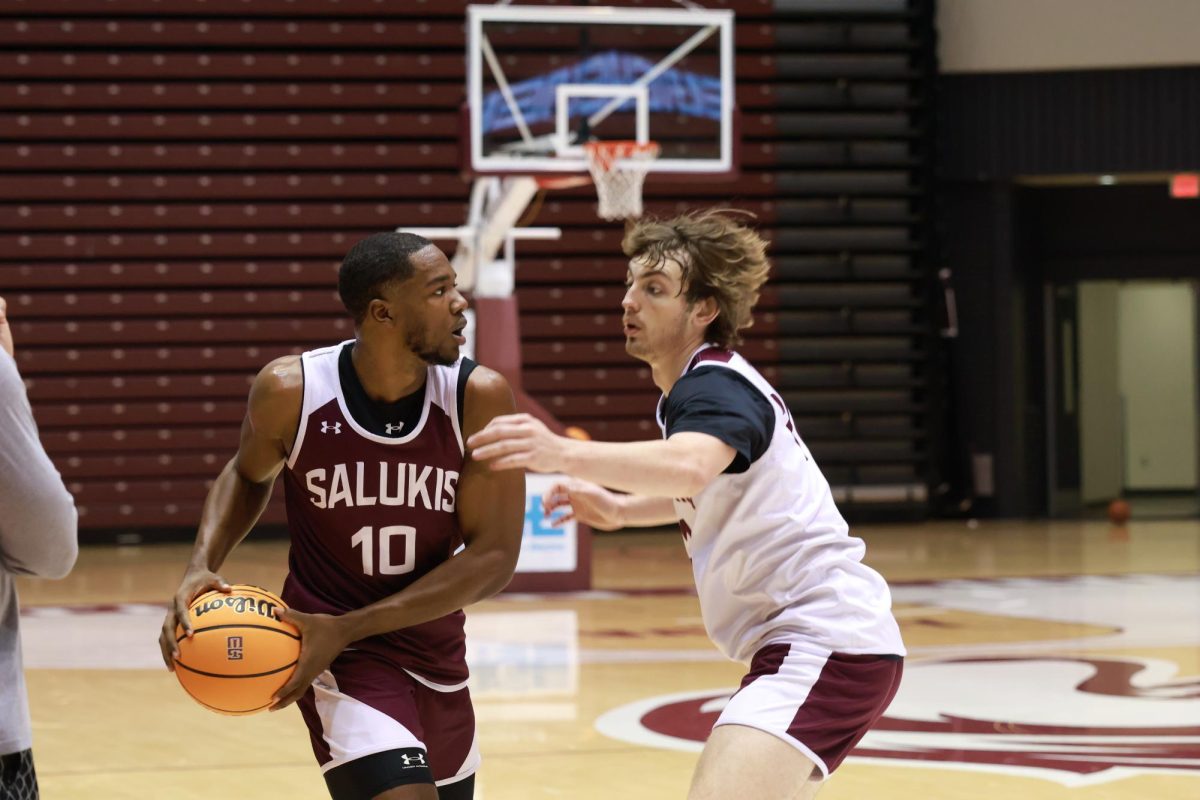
[247,355,303,444]
[462,366,516,439]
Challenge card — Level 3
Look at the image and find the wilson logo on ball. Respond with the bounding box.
[193,595,278,620]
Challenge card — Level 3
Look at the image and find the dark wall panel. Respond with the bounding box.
[939,67,1200,180]
[1028,185,1200,278]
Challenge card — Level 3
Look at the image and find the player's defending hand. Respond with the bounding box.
[543,479,626,530]
[269,608,352,711]
[467,413,567,473]
[158,567,232,670]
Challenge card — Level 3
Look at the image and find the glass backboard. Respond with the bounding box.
[466,4,737,176]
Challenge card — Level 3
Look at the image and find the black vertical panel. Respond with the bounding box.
[939,67,1200,179]
[939,181,1051,518]
[767,0,938,516]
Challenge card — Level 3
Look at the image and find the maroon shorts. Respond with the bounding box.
[296,648,478,786]
[715,643,903,778]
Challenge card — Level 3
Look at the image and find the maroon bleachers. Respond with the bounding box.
[1,0,935,533]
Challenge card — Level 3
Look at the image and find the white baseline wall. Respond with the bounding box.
[939,0,1200,74]
[1117,283,1198,491]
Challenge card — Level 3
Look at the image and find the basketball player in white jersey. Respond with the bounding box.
[158,232,525,800]
[469,209,905,800]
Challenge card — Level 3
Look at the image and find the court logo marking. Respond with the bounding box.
[596,655,1200,786]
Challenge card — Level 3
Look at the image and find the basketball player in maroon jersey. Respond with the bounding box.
[158,232,525,800]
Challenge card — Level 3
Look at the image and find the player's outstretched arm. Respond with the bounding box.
[543,479,677,530]
[157,356,301,670]
[468,413,735,498]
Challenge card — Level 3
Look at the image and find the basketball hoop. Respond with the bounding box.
[584,140,660,220]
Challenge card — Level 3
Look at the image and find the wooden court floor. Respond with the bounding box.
[15,519,1200,799]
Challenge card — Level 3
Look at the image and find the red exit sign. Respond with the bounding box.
[1171,173,1200,199]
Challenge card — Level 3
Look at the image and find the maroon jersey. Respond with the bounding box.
[282,341,470,685]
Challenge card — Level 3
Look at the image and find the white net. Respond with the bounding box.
[583,141,660,220]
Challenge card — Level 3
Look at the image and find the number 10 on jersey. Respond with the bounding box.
[351,525,416,576]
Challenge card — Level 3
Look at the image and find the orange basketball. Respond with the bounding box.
[564,425,591,441]
[173,584,300,716]
[1107,498,1132,525]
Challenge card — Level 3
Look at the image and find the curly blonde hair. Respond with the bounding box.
[622,208,771,348]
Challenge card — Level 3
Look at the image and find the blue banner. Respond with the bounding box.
[482,51,722,134]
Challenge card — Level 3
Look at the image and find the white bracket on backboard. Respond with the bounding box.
[554,84,649,158]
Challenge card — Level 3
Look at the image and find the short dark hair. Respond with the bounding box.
[623,209,771,348]
[338,232,434,323]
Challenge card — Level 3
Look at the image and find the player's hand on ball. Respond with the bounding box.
[543,479,625,530]
[159,567,232,671]
[269,608,351,711]
[467,413,567,473]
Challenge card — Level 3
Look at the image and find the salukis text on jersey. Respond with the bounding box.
[303,461,458,512]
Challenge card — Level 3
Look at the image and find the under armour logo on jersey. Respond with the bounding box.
[385,423,403,435]
[321,421,342,434]
[399,752,427,768]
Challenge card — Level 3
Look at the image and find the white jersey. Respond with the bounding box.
[656,344,905,664]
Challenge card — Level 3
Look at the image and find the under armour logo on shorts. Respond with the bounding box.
[321,421,342,434]
[399,752,427,768]
[385,423,403,435]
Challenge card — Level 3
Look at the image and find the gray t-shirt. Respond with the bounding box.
[0,349,77,755]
